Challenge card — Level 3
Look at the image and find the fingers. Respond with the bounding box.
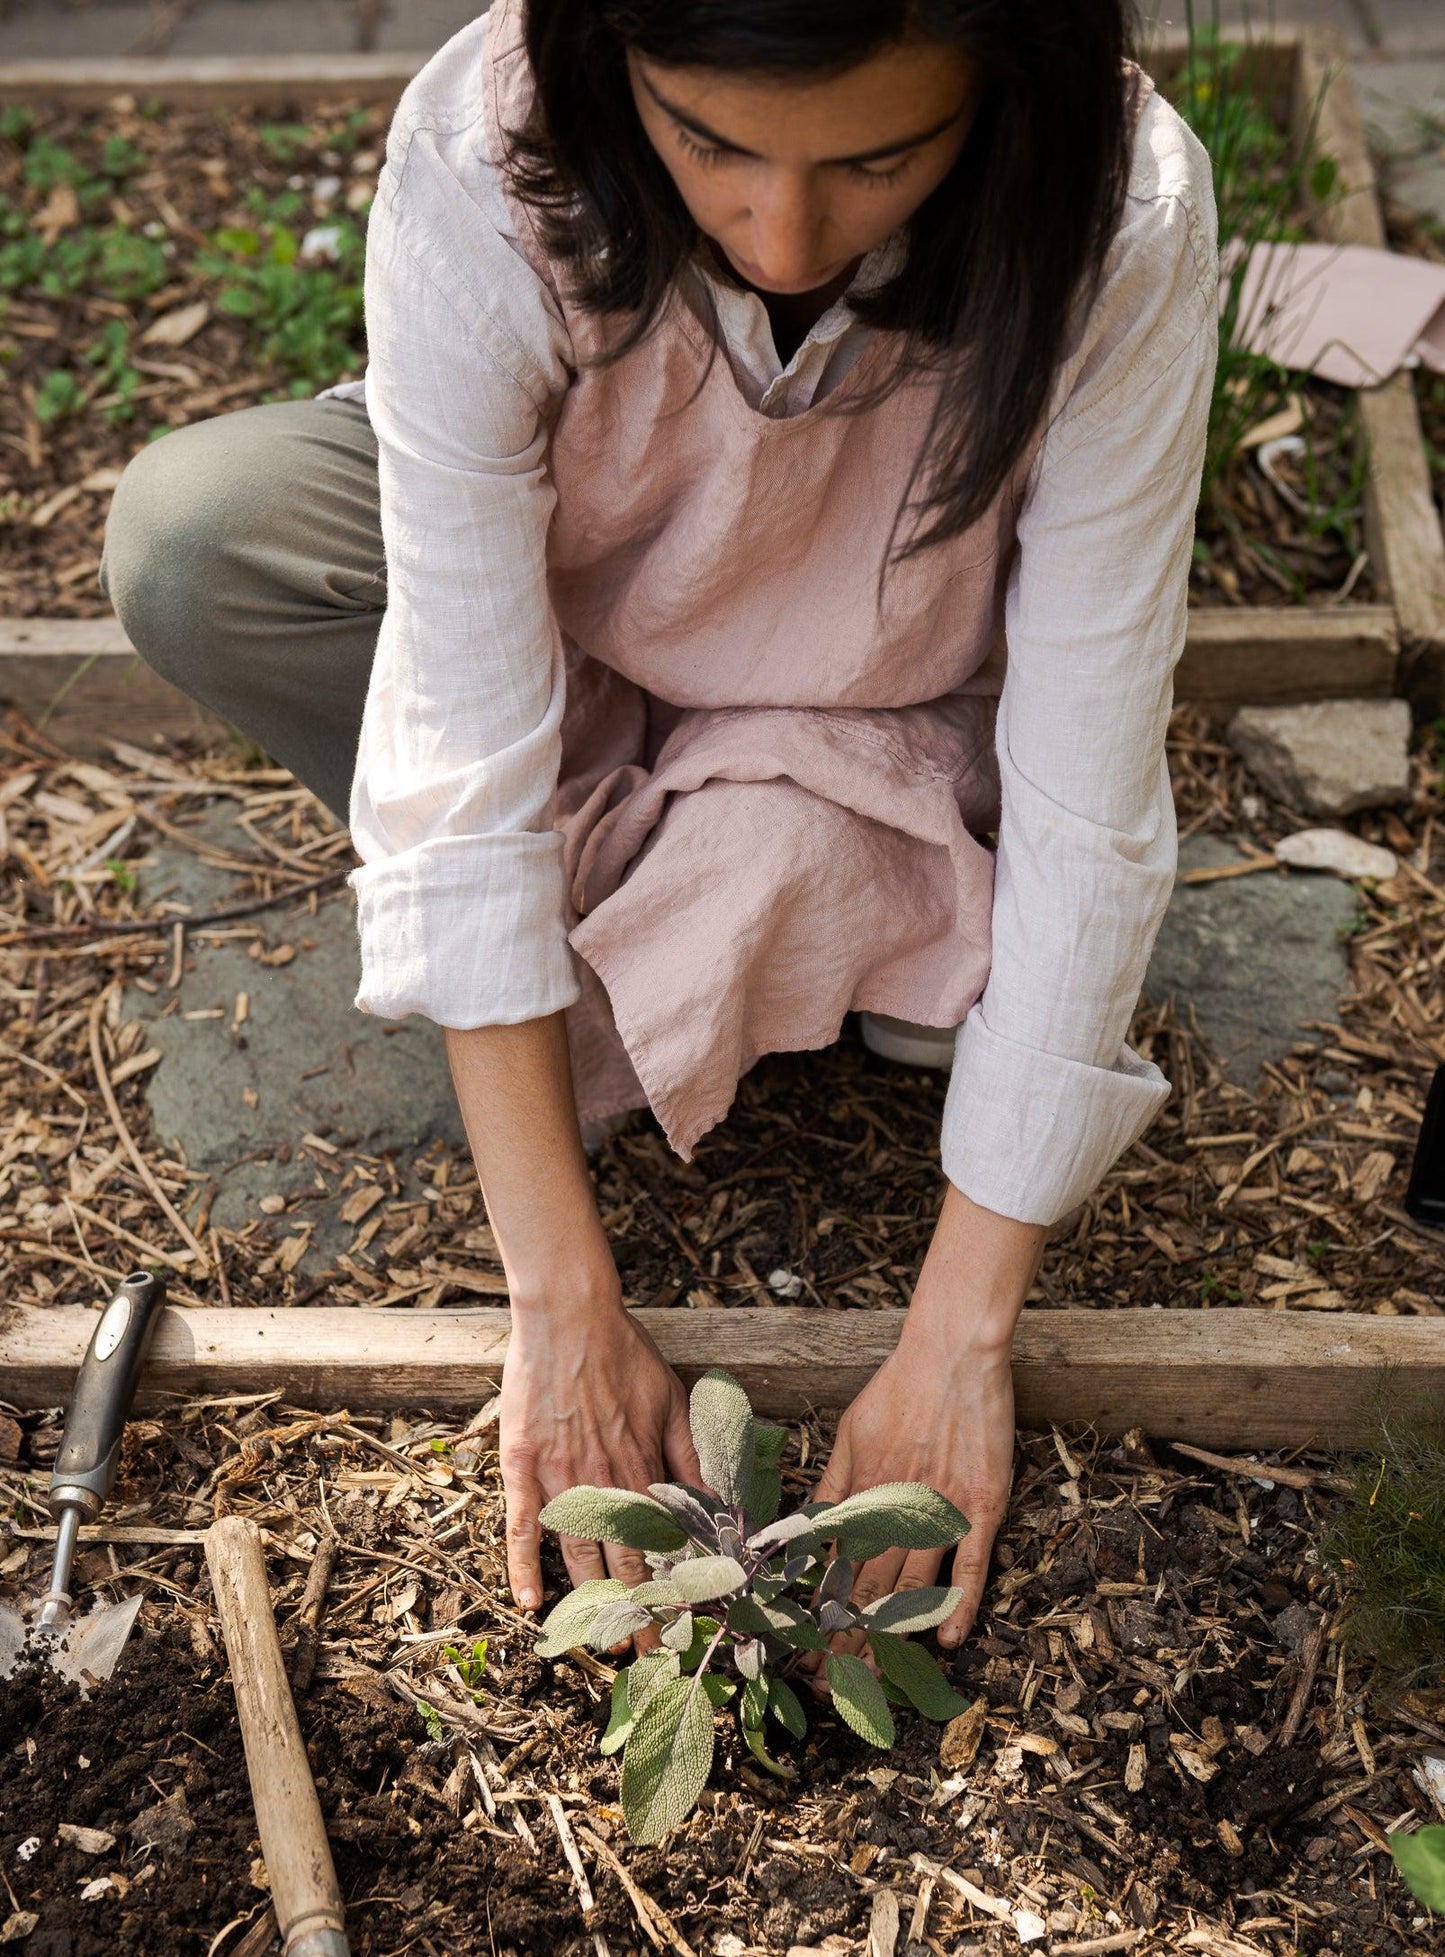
[939,1523,997,1650]
[662,1389,704,1490]
[560,1534,607,1596]
[502,1464,545,1613]
[812,1421,853,1506]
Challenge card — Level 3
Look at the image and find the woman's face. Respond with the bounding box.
[628,41,978,298]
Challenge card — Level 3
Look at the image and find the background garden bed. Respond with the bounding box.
[0,27,1441,749]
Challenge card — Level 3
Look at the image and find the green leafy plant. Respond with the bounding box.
[1392,1826,1445,1911]
[534,1370,971,1844]
[31,368,85,425]
[1320,1397,1445,1688]
[445,1636,490,1695]
[417,1700,445,1745]
[1172,4,1341,505]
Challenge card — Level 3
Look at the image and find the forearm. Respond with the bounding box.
[443,1015,615,1312]
[910,1181,1048,1354]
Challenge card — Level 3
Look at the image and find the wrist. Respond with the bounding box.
[904,1180,1046,1355]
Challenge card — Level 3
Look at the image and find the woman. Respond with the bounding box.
[101,0,1218,1648]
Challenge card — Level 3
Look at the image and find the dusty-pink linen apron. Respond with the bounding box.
[480,0,1058,1155]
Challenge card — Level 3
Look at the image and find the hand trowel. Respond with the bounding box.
[1,1269,167,1686]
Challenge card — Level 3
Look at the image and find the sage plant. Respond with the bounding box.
[535,1370,972,1843]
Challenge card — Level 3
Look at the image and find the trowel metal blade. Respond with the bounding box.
[51,1594,145,1688]
[0,1606,26,1680]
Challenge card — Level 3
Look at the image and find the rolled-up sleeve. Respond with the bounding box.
[941,108,1219,1226]
[347,113,580,1028]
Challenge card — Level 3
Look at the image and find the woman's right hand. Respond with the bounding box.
[499,1282,701,1611]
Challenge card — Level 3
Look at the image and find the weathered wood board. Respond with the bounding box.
[3,1304,1441,1448]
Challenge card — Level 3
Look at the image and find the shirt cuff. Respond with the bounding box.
[349,831,582,1026]
[940,1001,1170,1226]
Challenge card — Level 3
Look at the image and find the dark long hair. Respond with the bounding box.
[509,1,1135,558]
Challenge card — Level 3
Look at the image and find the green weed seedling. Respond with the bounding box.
[535,1369,972,1845]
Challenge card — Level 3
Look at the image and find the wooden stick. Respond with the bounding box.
[87,990,209,1271]
[204,1517,350,1957]
[5,1305,1441,1447]
[287,1534,340,1696]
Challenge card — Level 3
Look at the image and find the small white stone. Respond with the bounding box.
[1274,828,1397,882]
[767,1268,804,1298]
[299,224,345,266]
[1013,1907,1048,1943]
[57,1825,115,1856]
[312,174,343,204]
[15,1839,39,1864]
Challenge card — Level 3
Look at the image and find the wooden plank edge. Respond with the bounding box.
[0,53,427,107]
[1293,29,1445,714]
[3,604,1401,747]
[0,617,229,751]
[1177,604,1398,704]
[2,1305,1440,1449]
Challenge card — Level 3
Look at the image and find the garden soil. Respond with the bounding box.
[3,1398,1443,1956]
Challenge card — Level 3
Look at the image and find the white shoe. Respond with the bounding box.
[580,1111,633,1156]
[858,1012,956,1071]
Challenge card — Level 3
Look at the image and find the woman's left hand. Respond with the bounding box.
[811,1181,1046,1653]
[812,1305,1017,1652]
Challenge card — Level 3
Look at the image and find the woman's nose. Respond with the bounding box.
[745,170,828,286]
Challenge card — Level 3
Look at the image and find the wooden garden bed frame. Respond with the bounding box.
[0,26,1442,750]
[4,1303,1443,1449]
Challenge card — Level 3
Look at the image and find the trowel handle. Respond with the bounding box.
[49,1270,167,1521]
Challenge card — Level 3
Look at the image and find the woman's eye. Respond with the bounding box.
[847,154,915,187]
[676,130,729,168]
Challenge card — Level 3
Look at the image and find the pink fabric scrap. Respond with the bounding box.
[1231,239,1445,388]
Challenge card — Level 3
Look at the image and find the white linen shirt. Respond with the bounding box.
[333,17,1220,1228]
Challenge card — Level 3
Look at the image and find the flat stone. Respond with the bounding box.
[1227,698,1412,817]
[1274,826,1399,880]
[122,803,461,1278]
[1143,834,1359,1083]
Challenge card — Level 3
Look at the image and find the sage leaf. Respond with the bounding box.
[689,1370,755,1507]
[661,1610,695,1652]
[747,1506,827,1556]
[743,1720,798,1780]
[620,1677,717,1844]
[535,1578,629,1658]
[628,1579,684,1609]
[647,1483,722,1545]
[860,1586,963,1635]
[745,1421,788,1527]
[626,1648,681,1715]
[587,1599,655,1651]
[1392,1826,1445,1911]
[670,1554,747,1604]
[599,1673,633,1756]
[701,1673,737,1708]
[742,1673,769,1730]
[818,1598,855,1635]
[823,1483,970,1562]
[768,1676,808,1739]
[539,1487,688,1553]
[818,1556,855,1606]
[735,1636,765,1681]
[826,1652,894,1749]
[868,1631,971,1721]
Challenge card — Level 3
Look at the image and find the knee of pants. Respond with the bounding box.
[100,427,235,688]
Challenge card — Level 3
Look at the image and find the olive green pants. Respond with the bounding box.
[99,395,384,826]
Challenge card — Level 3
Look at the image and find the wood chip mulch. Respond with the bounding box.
[3,1388,1444,1954]
[3,699,1443,1319]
